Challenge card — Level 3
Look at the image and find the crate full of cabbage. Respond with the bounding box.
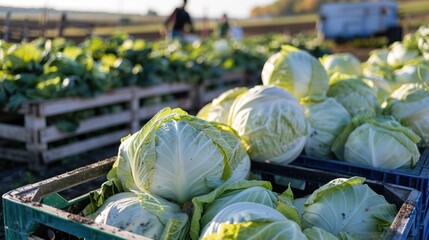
[2,108,421,240]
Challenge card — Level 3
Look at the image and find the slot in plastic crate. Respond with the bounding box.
[2,156,421,240]
[251,161,422,239]
[290,148,429,239]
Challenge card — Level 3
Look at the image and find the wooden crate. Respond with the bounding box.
[0,84,194,169]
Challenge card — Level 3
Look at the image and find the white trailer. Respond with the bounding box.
[318,1,402,43]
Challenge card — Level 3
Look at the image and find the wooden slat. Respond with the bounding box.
[0,147,30,162]
[0,123,27,142]
[40,111,132,143]
[218,71,245,81]
[134,83,191,99]
[136,100,189,120]
[42,129,129,163]
[31,88,134,117]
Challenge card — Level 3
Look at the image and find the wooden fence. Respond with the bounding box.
[1,11,94,42]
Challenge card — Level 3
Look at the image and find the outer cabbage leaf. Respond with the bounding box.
[201,202,306,240]
[261,45,329,102]
[302,177,397,239]
[304,98,351,159]
[304,227,339,240]
[229,85,308,165]
[210,122,251,184]
[384,83,429,147]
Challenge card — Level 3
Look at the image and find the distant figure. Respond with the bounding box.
[217,13,230,38]
[162,0,194,42]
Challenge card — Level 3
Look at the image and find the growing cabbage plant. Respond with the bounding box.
[261,45,329,101]
[229,85,308,164]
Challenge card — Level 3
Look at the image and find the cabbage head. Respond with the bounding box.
[304,98,351,159]
[387,42,420,69]
[417,24,429,60]
[229,85,308,164]
[197,87,248,125]
[393,60,429,87]
[190,180,299,240]
[110,107,250,204]
[384,83,429,147]
[320,53,362,76]
[200,202,307,240]
[302,177,397,239]
[366,49,389,67]
[92,192,189,240]
[332,113,421,169]
[327,76,381,117]
[261,44,329,102]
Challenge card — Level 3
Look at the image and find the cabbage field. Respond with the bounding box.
[1,21,429,240]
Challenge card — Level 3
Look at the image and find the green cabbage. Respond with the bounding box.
[304,98,351,159]
[190,180,299,240]
[320,53,362,76]
[261,45,329,102]
[201,202,306,240]
[302,177,397,239]
[387,42,420,69]
[92,192,189,239]
[384,83,429,147]
[229,85,308,164]
[417,24,429,60]
[110,107,250,204]
[393,60,429,87]
[327,76,381,117]
[197,87,248,125]
[332,113,421,169]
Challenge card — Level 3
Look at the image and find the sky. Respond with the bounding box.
[0,0,274,19]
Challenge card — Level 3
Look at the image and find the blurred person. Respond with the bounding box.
[217,13,230,38]
[161,0,194,42]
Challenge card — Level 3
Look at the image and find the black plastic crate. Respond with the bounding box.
[251,161,422,239]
